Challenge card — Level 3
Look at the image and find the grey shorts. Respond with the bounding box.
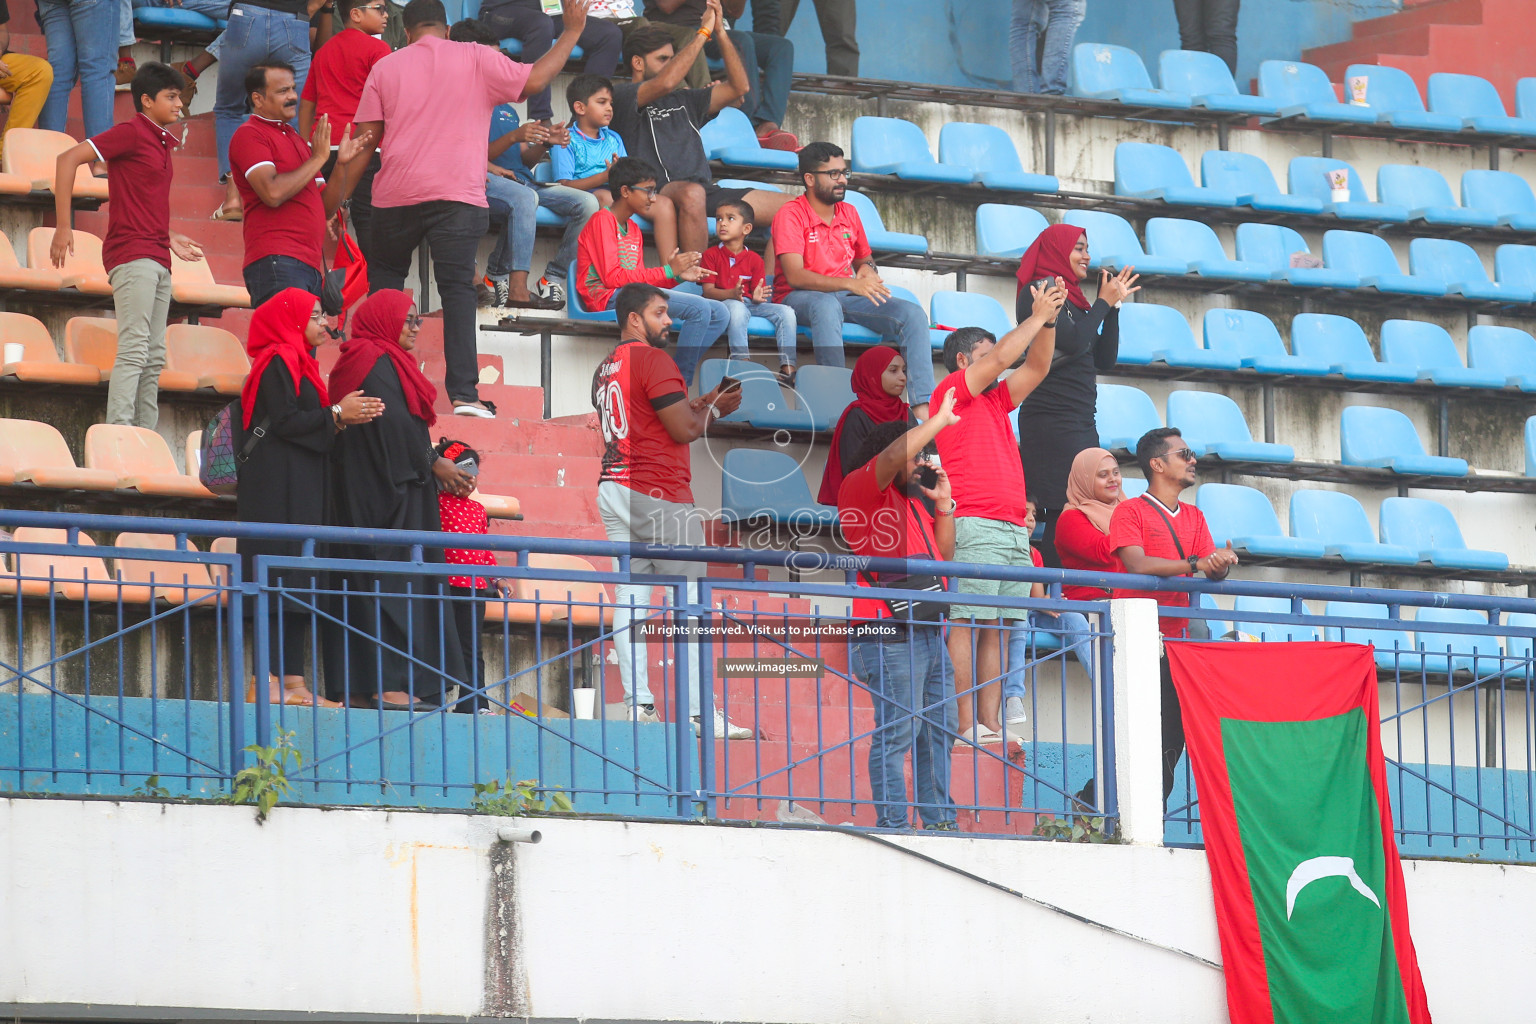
[950,516,1034,622]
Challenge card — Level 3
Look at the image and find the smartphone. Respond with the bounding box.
[717,375,742,395]
[916,465,939,490]
[1027,276,1055,294]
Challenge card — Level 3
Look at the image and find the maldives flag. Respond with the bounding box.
[1167,641,1432,1024]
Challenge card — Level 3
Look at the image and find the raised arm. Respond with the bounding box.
[706,8,751,114]
[635,0,718,107]
[523,0,591,98]
[960,279,1063,400]
[872,390,959,490]
[1002,282,1066,405]
[247,115,333,209]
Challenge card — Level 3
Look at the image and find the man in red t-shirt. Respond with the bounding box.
[1109,425,1238,802]
[930,282,1065,745]
[229,61,375,308]
[298,0,393,262]
[592,283,750,739]
[771,141,934,415]
[838,390,960,829]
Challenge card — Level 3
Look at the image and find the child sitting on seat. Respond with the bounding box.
[699,198,797,386]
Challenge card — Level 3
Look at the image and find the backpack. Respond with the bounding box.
[199,399,269,496]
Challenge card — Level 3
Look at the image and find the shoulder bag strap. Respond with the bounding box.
[1139,493,1188,564]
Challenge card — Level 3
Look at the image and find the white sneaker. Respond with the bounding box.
[628,702,660,724]
[1004,696,1029,726]
[692,711,753,739]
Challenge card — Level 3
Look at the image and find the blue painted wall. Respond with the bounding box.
[748,0,1400,94]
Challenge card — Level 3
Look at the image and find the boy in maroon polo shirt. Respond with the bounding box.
[931,282,1064,745]
[228,61,375,308]
[50,63,204,430]
[1109,425,1238,803]
[298,0,393,261]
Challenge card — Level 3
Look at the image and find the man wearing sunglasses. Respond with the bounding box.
[1109,426,1238,803]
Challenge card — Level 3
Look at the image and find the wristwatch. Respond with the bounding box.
[1187,555,1199,574]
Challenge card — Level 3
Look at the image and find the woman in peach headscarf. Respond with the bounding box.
[1053,446,1126,600]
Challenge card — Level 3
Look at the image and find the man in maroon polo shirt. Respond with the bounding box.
[49,63,205,429]
[228,61,375,308]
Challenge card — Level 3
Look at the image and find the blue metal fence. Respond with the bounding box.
[2,508,1534,858]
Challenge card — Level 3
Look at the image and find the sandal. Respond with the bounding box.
[502,294,564,311]
[244,680,341,708]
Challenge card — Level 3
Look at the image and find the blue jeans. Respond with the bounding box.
[484,176,599,281]
[1003,609,1093,701]
[723,298,797,368]
[851,626,957,829]
[214,3,310,177]
[723,30,794,127]
[243,254,321,310]
[781,289,934,404]
[604,287,730,388]
[38,0,119,140]
[1009,0,1085,96]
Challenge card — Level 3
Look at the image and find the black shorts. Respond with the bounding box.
[703,184,753,217]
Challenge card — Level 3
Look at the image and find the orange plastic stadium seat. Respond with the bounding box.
[0,232,65,292]
[184,429,202,478]
[0,528,151,603]
[511,554,612,626]
[469,488,521,520]
[170,251,250,308]
[2,128,110,199]
[0,418,117,491]
[165,324,250,393]
[111,533,219,604]
[206,537,237,587]
[83,424,216,498]
[28,227,111,295]
[63,316,199,390]
[0,312,99,385]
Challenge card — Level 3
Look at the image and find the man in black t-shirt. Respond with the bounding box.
[611,5,790,255]
[0,0,54,155]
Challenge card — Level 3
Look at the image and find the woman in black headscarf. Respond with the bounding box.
[325,289,476,710]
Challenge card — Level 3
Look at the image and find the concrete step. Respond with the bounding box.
[1349,0,1481,39]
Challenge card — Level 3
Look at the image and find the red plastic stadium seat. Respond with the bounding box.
[83,424,216,498]
[0,312,99,385]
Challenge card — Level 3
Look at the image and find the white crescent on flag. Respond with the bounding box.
[1285,855,1382,920]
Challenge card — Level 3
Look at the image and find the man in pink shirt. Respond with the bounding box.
[352,0,590,418]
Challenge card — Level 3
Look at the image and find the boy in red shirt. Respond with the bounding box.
[49,63,204,430]
[299,0,393,261]
[1109,426,1238,802]
[700,198,797,384]
[574,156,728,386]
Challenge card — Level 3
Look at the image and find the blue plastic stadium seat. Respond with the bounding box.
[976,204,1048,259]
[793,365,855,433]
[930,291,1011,341]
[1378,165,1500,228]
[850,117,974,185]
[1167,390,1293,462]
[1408,238,1534,303]
[1495,244,1536,295]
[1258,60,1379,125]
[566,262,616,322]
[1340,405,1468,476]
[1116,303,1241,369]
[841,190,928,256]
[720,448,837,527]
[1202,308,1332,376]
[697,358,786,425]
[1290,313,1417,383]
[1200,151,1323,215]
[1461,170,1536,231]
[698,107,799,171]
[133,7,220,31]
[1502,610,1536,675]
[937,122,1058,193]
[1289,157,1409,222]
[1070,43,1192,108]
[1322,601,1426,673]
[497,36,585,59]
[1380,496,1508,570]
[1343,63,1463,133]
[1230,595,1322,641]
[1380,318,1510,389]
[1120,477,1148,499]
[1233,223,1361,289]
[1413,607,1510,676]
[1290,490,1420,566]
[1196,483,1323,559]
[1158,49,1279,116]
[1144,218,1271,282]
[1114,143,1236,207]
[1427,73,1536,137]
[1468,325,1536,391]
[1095,383,1161,450]
[1061,210,1189,276]
[1521,78,1536,120]
[1527,417,1536,476]
[1322,230,1446,296]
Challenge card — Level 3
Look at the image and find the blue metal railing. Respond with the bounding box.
[2,508,1535,856]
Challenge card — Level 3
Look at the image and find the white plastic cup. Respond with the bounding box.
[3,342,21,365]
[1330,187,1351,203]
[571,687,596,719]
[1348,75,1369,106]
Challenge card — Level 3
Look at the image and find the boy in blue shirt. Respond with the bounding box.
[550,74,626,207]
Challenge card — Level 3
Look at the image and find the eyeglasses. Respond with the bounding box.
[811,169,850,181]
[309,308,327,322]
[405,314,423,328]
[358,3,388,11]
[627,185,657,196]
[1160,447,1197,463]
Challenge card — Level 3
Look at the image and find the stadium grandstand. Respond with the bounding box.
[1,0,1533,1020]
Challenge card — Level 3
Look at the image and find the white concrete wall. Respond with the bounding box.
[1,796,1532,1023]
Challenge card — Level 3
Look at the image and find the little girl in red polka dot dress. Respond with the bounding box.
[436,441,509,711]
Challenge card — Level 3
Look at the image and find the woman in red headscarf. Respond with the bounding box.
[1013,224,1140,566]
[237,288,383,708]
[326,289,475,711]
[816,345,916,505]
